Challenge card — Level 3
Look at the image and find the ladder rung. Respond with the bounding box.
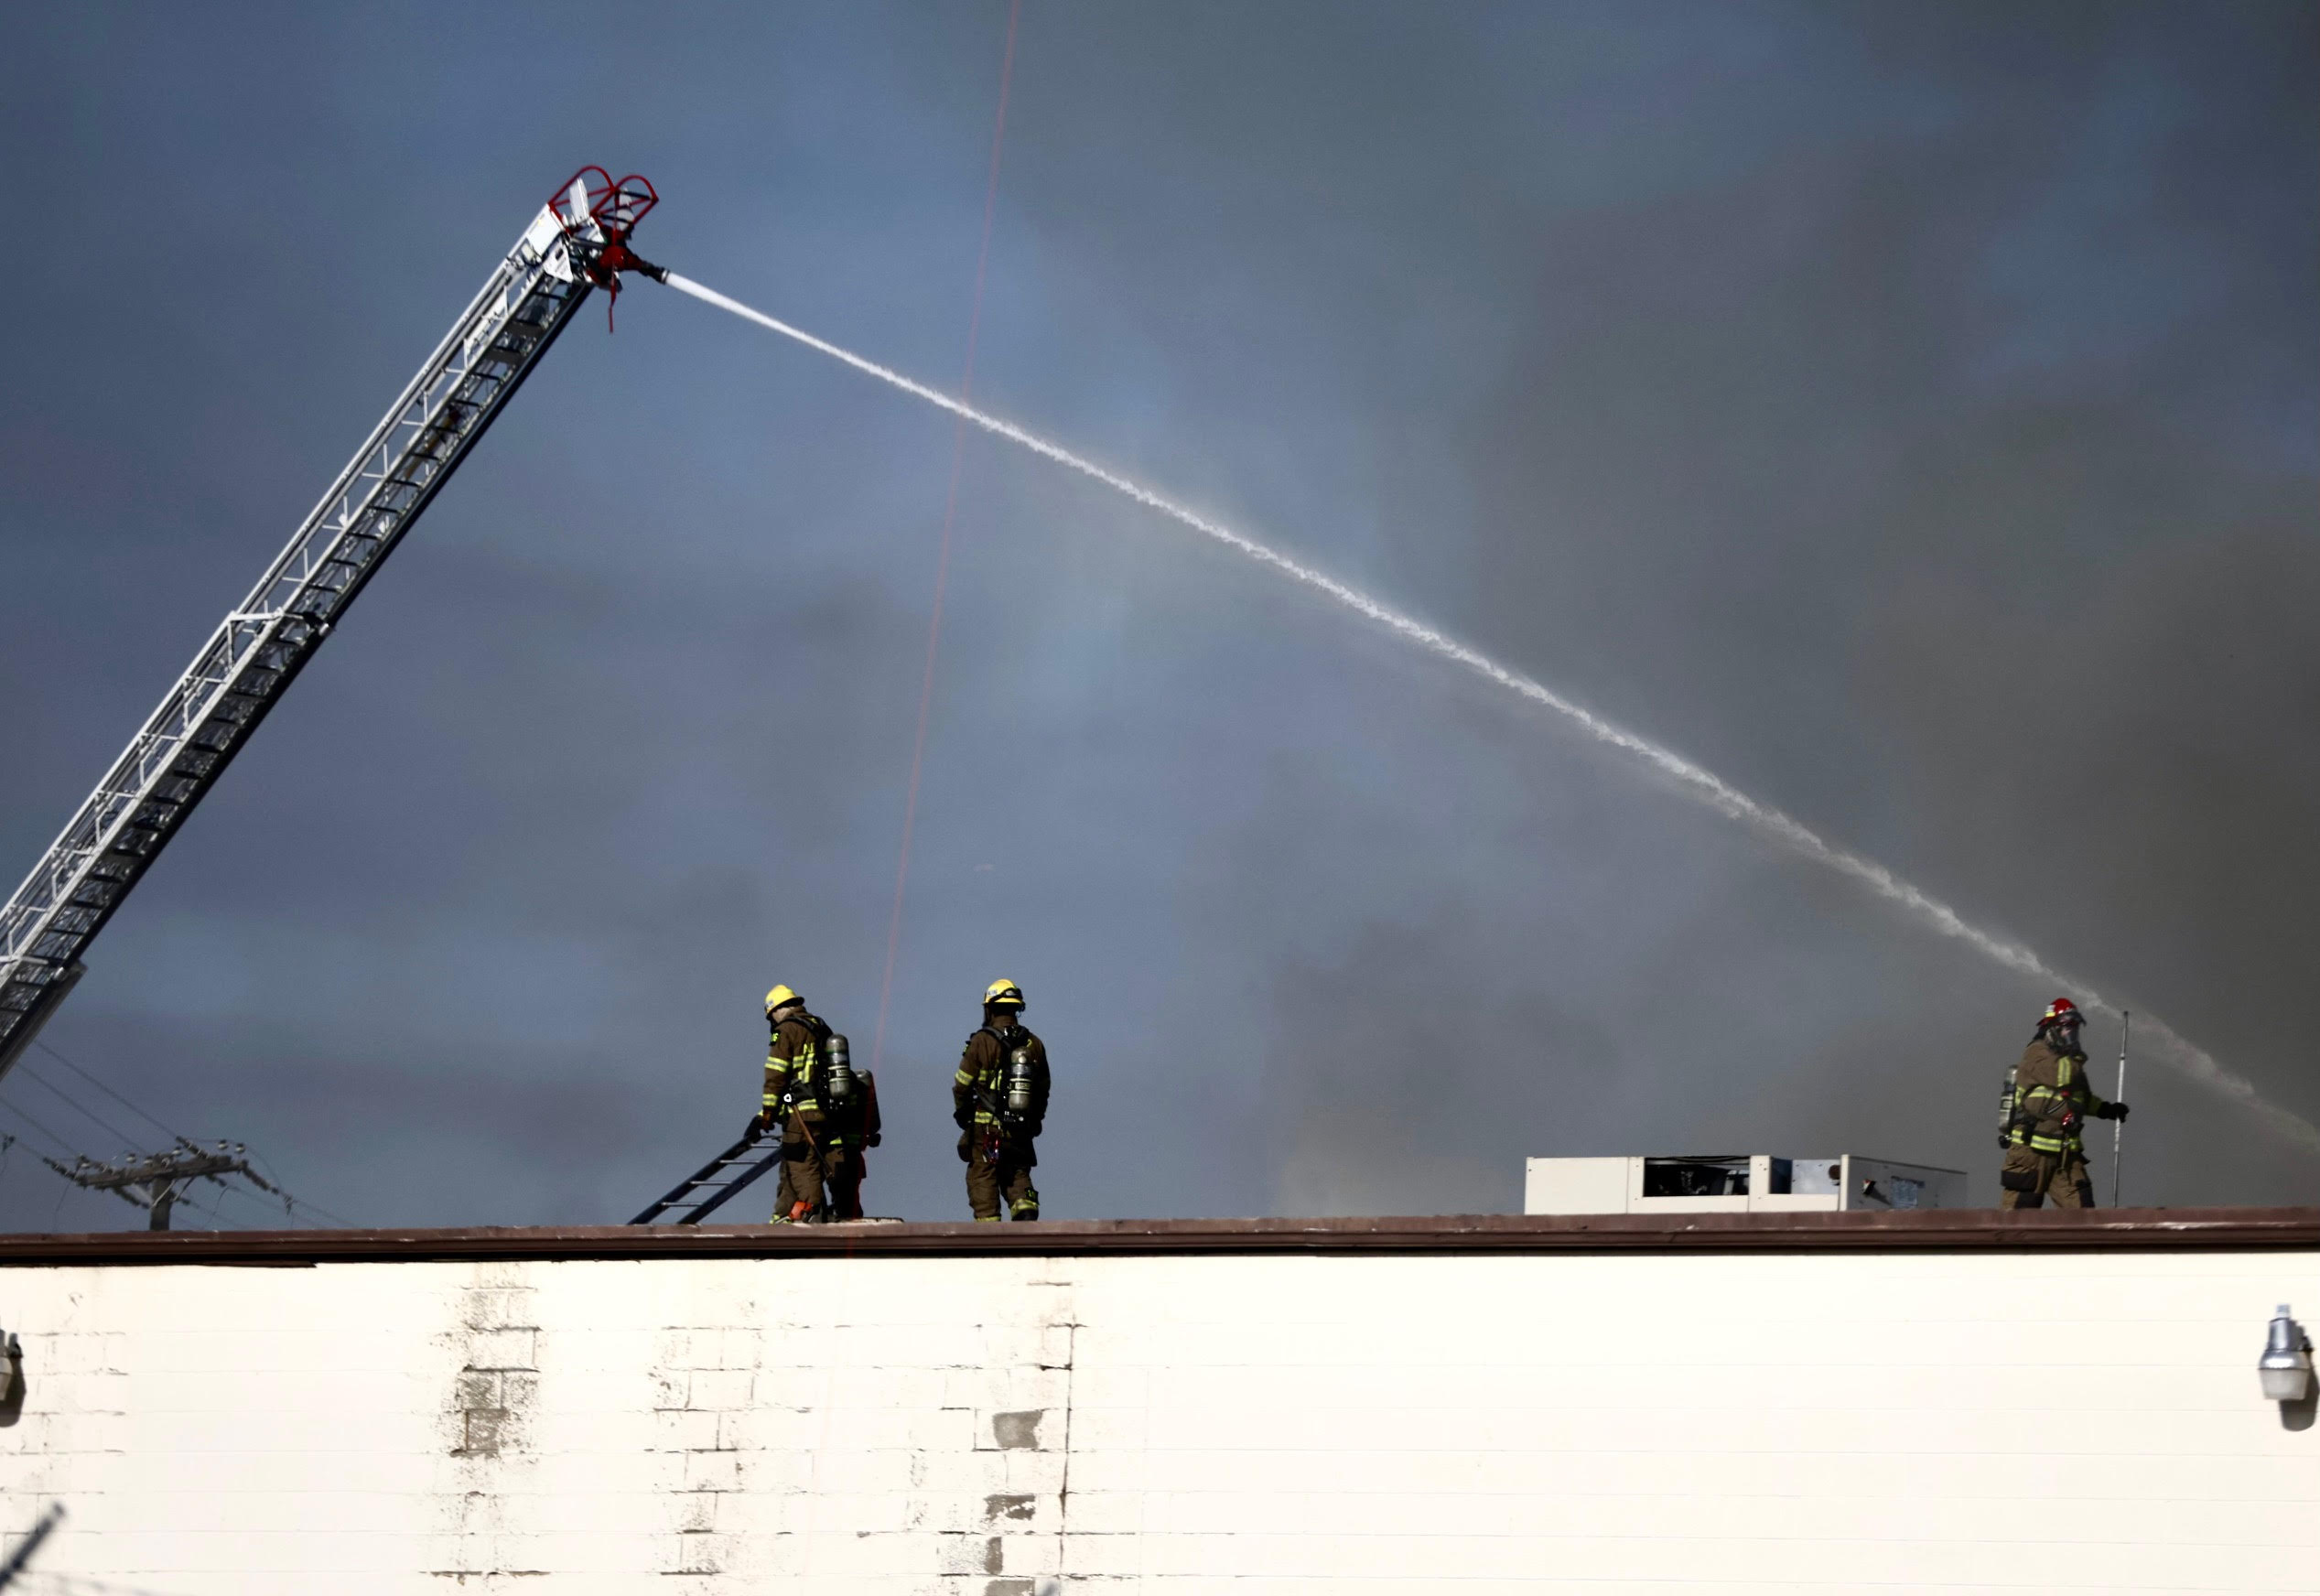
[630,1135,784,1224]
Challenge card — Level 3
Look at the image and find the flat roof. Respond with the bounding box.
[0,1206,2314,1266]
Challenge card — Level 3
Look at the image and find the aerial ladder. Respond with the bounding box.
[0,168,668,1086]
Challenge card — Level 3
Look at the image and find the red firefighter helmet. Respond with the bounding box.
[2041,998,2083,1028]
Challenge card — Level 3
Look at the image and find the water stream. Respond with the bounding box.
[663,270,2317,1157]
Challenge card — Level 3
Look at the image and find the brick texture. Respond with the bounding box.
[0,1246,2315,1591]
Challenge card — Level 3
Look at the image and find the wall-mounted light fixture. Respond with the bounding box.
[0,1321,22,1420]
[2259,1305,2313,1403]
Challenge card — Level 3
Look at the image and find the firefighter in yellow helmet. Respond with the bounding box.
[952,979,1051,1221]
[760,984,879,1222]
[1997,998,2127,1209]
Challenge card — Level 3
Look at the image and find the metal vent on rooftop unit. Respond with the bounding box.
[1526,1154,1965,1215]
[1642,1156,1756,1198]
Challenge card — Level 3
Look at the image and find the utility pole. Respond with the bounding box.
[41,1138,278,1230]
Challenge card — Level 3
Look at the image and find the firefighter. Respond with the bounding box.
[759,984,877,1223]
[1998,997,2129,1209]
[953,979,1051,1221]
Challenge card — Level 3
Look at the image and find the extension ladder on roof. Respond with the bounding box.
[630,1131,785,1224]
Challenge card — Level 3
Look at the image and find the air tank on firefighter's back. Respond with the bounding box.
[1005,1046,1037,1114]
[824,1033,854,1105]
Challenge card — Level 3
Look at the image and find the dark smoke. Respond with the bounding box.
[0,3,2310,1227]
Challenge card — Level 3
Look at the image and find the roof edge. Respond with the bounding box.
[2,1206,2315,1265]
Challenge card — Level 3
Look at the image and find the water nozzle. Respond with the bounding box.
[582,237,666,286]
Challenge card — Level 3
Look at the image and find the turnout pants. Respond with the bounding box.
[1999,1146,2095,1210]
[773,1140,858,1222]
[966,1148,1040,1222]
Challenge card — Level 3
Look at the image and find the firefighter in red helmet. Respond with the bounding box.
[1997,998,2128,1209]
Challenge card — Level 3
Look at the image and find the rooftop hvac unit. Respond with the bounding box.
[1522,1154,1964,1215]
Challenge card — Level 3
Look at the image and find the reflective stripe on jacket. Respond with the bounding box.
[766,1011,851,1144]
[2002,1040,2111,1154]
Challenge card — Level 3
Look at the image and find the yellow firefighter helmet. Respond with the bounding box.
[764,984,801,1017]
[983,979,1025,1008]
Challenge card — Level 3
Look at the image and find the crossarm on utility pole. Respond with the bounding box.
[42,1138,277,1230]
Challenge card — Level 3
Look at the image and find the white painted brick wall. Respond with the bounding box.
[0,1244,2315,1593]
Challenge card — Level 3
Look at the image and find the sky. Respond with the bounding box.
[0,1,2313,1229]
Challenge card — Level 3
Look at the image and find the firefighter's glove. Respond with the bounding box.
[754,1109,776,1136]
[2097,1101,2130,1121]
[864,1130,882,1148]
[1998,1134,2013,1150]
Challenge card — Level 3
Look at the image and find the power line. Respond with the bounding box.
[18,1045,356,1228]
[0,1095,98,1229]
[165,1185,246,1231]
[0,1095,92,1163]
[33,1040,186,1143]
[0,1069,269,1228]
[209,1180,305,1228]
[209,1181,275,1217]
[8,1062,146,1155]
[288,1195,358,1229]
[221,1152,351,1229]
[42,1140,275,1232]
[0,1095,307,1233]
[245,1148,358,1229]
